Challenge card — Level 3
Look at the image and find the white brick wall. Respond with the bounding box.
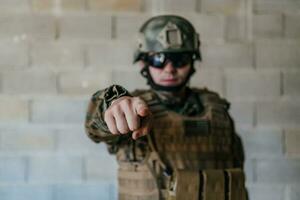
[2,71,57,94]
[0,97,29,123]
[255,40,300,68]
[225,69,281,100]
[186,14,225,42]
[0,14,55,41]
[87,41,135,68]
[0,42,29,69]
[202,43,253,68]
[0,0,300,200]
[114,14,150,40]
[31,42,85,70]
[201,0,243,14]
[285,14,300,38]
[0,0,31,13]
[253,14,283,38]
[58,70,112,95]
[59,14,112,41]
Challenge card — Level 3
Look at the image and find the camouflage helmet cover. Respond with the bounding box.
[134,15,201,62]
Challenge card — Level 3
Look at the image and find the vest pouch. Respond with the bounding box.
[202,169,225,200]
[225,169,247,200]
[173,169,226,200]
[174,170,200,200]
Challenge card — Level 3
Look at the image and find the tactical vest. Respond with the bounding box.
[117,89,247,200]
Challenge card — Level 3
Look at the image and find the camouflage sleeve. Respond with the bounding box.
[84,85,131,145]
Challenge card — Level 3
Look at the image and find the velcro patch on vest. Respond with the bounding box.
[183,119,210,136]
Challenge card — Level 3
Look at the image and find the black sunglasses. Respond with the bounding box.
[144,52,193,69]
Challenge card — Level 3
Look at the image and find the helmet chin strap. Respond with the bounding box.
[140,63,195,92]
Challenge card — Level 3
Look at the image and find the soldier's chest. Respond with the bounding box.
[151,109,234,170]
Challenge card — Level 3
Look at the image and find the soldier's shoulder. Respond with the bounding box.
[190,87,230,110]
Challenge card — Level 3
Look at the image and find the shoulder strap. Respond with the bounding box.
[192,87,230,110]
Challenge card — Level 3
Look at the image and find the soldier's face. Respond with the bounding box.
[148,61,191,87]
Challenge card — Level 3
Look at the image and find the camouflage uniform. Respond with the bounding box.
[85,85,247,200]
[85,14,247,200]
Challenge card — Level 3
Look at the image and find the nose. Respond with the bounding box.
[163,61,176,73]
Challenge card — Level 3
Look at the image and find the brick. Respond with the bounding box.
[115,14,150,40]
[2,71,57,94]
[244,159,255,182]
[229,101,254,127]
[0,128,55,152]
[0,185,52,200]
[201,0,243,14]
[0,156,26,182]
[54,183,116,200]
[88,0,142,12]
[185,14,225,42]
[283,70,300,96]
[33,0,86,12]
[61,0,86,11]
[288,185,300,200]
[255,40,300,68]
[163,0,197,12]
[85,155,118,181]
[225,14,246,41]
[31,0,53,11]
[28,156,83,182]
[257,100,300,127]
[285,129,300,156]
[58,71,112,95]
[0,42,28,69]
[246,184,285,200]
[30,98,87,124]
[87,41,134,68]
[56,128,103,154]
[238,128,283,159]
[256,159,300,183]
[253,14,283,38]
[0,0,30,12]
[31,42,84,70]
[253,0,282,14]
[190,68,224,95]
[285,14,300,38]
[0,97,28,123]
[143,0,165,13]
[225,69,281,100]
[0,14,55,41]
[59,14,112,41]
[112,69,147,92]
[202,43,253,68]
[254,0,300,14]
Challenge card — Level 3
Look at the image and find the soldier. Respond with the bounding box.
[85,15,248,200]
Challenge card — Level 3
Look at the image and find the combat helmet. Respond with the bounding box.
[134,15,201,63]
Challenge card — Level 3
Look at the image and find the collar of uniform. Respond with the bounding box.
[152,87,204,115]
[153,88,187,106]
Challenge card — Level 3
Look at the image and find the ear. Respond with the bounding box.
[138,61,146,69]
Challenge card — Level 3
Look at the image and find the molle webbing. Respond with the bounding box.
[118,163,159,200]
[151,110,235,170]
[175,169,247,200]
[116,89,246,200]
